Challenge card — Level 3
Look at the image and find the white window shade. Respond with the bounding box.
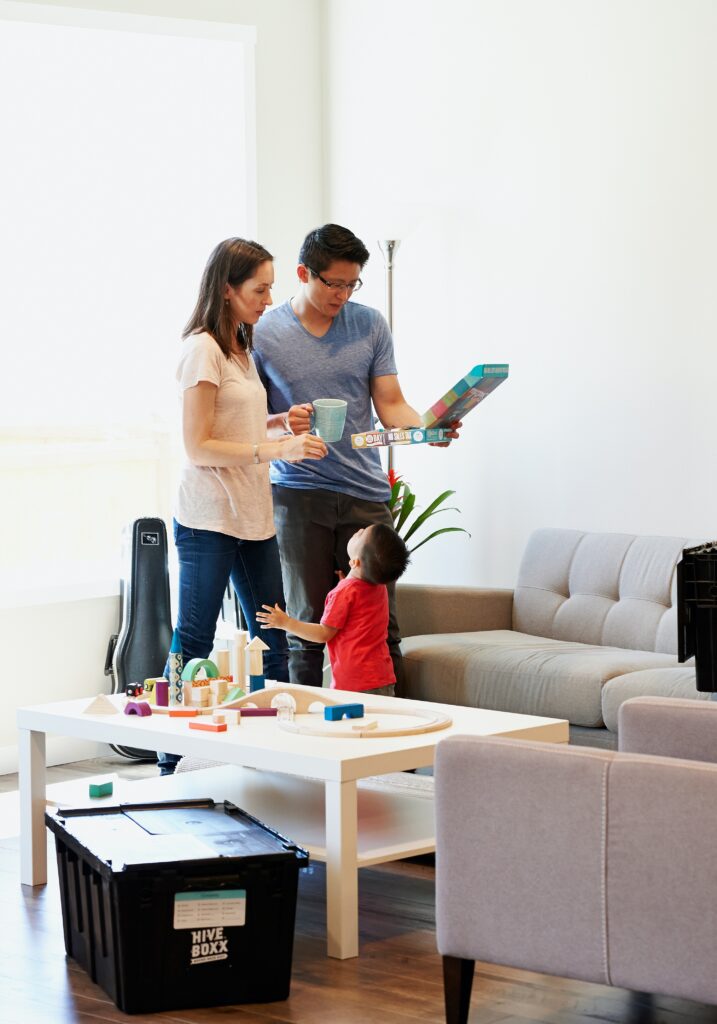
[0,6,256,432]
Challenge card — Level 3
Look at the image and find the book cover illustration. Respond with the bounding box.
[421,364,509,429]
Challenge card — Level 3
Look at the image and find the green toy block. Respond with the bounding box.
[89,780,113,798]
[223,685,246,703]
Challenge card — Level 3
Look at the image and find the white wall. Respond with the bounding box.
[323,0,717,587]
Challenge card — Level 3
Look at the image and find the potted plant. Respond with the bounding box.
[388,469,470,553]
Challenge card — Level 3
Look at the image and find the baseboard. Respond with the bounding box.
[0,737,110,776]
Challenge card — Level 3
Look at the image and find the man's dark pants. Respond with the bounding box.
[272,485,404,689]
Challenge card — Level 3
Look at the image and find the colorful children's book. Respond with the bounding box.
[421,364,509,429]
[351,426,449,449]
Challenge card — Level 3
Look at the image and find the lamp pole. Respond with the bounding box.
[378,239,400,473]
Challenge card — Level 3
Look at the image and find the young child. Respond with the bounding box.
[256,523,409,695]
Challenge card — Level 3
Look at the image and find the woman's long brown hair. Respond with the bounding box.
[183,237,273,358]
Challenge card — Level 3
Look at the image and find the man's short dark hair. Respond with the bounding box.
[361,524,410,586]
[299,224,370,273]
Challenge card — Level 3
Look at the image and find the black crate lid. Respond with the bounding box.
[46,798,308,873]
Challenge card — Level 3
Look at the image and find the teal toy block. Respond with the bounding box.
[89,780,113,798]
[324,703,364,721]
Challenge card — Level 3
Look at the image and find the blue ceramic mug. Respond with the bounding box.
[311,399,348,442]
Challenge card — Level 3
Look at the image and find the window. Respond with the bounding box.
[0,5,256,596]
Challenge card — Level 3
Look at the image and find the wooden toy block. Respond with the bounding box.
[212,714,226,724]
[210,679,228,701]
[89,780,113,798]
[222,710,241,726]
[83,694,118,715]
[240,707,277,717]
[188,720,228,732]
[324,703,364,721]
[249,674,265,692]
[352,719,378,731]
[246,635,269,677]
[155,680,169,706]
[124,701,152,717]
[214,649,230,676]
[223,685,246,703]
[125,681,144,697]
[169,708,199,718]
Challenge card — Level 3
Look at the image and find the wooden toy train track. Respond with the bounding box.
[240,685,451,738]
[143,683,452,738]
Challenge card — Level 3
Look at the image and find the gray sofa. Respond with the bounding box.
[435,697,717,1021]
[397,527,710,747]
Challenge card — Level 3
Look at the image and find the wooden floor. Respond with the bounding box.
[1,756,715,1024]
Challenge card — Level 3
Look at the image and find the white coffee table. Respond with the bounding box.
[17,685,568,958]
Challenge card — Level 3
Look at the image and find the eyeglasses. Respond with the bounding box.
[307,267,363,293]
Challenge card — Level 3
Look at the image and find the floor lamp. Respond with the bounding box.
[378,239,400,473]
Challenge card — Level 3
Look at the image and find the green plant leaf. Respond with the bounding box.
[402,505,462,543]
[408,526,471,553]
[402,490,458,542]
[388,479,403,509]
[395,490,416,534]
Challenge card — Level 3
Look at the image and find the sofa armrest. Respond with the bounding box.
[395,583,513,639]
[618,696,717,763]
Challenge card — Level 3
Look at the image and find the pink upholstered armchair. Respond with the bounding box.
[435,697,717,1024]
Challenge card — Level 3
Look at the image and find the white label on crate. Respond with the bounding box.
[173,889,246,933]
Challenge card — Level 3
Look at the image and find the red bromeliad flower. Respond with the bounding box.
[387,468,402,489]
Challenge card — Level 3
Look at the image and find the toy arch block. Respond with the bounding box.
[124,701,152,717]
[324,703,364,721]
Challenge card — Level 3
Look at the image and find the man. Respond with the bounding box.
[253,223,459,687]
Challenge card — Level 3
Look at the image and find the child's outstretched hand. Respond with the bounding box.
[256,603,290,631]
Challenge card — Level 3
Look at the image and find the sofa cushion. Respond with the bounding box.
[513,528,697,654]
[401,630,677,727]
[601,668,709,732]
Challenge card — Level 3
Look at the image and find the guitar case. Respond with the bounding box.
[104,517,173,760]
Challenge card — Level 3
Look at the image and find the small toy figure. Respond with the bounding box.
[125,682,144,698]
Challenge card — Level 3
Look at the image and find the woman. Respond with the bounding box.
[158,238,326,774]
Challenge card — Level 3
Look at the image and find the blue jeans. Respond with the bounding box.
[157,520,289,775]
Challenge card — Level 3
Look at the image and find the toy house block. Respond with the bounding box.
[324,703,364,721]
[188,720,228,733]
[246,635,270,676]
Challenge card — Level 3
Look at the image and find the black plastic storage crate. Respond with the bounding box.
[45,798,309,1014]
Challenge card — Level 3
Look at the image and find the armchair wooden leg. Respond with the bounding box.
[443,955,475,1024]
